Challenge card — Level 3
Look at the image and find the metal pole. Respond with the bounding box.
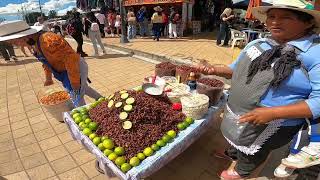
[119,0,129,43]
[38,0,43,15]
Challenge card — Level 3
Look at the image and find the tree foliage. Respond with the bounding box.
[48,10,57,19]
[24,12,46,24]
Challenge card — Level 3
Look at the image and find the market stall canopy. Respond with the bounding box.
[245,0,261,20]
[123,0,191,6]
[233,0,272,9]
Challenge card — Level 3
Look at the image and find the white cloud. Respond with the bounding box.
[0,0,76,16]
[57,5,74,15]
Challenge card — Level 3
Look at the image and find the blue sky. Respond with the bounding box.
[0,0,76,21]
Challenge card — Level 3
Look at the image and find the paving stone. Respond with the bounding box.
[29,113,47,125]
[14,133,37,148]
[0,124,11,135]
[3,171,30,180]
[80,160,100,178]
[27,108,43,118]
[0,159,24,176]
[58,167,88,180]
[71,149,95,165]
[39,136,62,151]
[50,155,77,174]
[34,127,56,141]
[0,118,9,126]
[53,123,69,134]
[44,145,69,162]
[64,140,83,153]
[17,143,41,158]
[21,152,48,169]
[0,139,15,153]
[57,131,73,144]
[90,174,120,180]
[11,119,29,131]
[0,132,12,143]
[26,163,56,180]
[31,120,52,133]
[9,113,27,123]
[45,176,60,180]
[12,125,33,139]
[0,149,19,164]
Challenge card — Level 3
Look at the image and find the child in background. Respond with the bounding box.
[115,13,121,37]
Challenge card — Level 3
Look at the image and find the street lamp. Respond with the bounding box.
[118,0,129,43]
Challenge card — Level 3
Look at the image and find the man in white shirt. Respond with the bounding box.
[95,11,106,38]
[34,16,49,31]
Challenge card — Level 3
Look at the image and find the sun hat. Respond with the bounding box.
[252,0,320,32]
[154,6,163,12]
[0,20,43,42]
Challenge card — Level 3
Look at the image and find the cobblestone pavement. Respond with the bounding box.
[0,41,236,180]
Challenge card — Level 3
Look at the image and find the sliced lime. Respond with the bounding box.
[119,90,127,94]
[126,97,135,105]
[121,93,129,99]
[123,105,133,112]
[115,102,123,108]
[108,94,115,100]
[108,100,114,108]
[123,121,132,129]
[119,112,128,120]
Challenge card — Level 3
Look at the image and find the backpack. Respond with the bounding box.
[66,23,76,35]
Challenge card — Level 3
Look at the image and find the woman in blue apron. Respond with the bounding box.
[196,0,320,179]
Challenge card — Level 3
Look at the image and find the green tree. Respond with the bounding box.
[48,10,57,19]
[24,12,45,24]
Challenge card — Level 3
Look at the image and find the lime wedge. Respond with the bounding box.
[108,100,114,108]
[115,102,123,108]
[119,112,128,120]
[124,105,133,112]
[121,93,129,99]
[123,121,132,130]
[108,94,114,100]
[126,97,135,105]
[120,90,128,94]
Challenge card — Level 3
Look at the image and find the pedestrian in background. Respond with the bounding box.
[169,7,178,39]
[216,8,234,46]
[95,9,106,38]
[0,41,17,62]
[107,9,117,37]
[34,16,49,31]
[127,7,137,39]
[151,6,163,41]
[84,11,106,56]
[137,6,148,37]
[161,10,169,37]
[67,12,88,57]
[115,13,121,37]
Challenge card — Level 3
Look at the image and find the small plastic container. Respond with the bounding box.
[196,78,224,106]
[38,89,72,122]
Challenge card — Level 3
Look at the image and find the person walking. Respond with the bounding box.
[34,16,49,32]
[127,7,137,39]
[0,41,17,62]
[0,20,102,107]
[168,7,178,39]
[95,10,106,38]
[216,8,234,46]
[161,11,169,37]
[151,6,163,41]
[136,6,148,37]
[107,9,116,37]
[84,11,106,56]
[115,13,121,37]
[67,12,88,57]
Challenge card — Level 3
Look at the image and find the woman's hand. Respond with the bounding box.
[239,107,277,125]
[44,79,54,86]
[193,60,215,75]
